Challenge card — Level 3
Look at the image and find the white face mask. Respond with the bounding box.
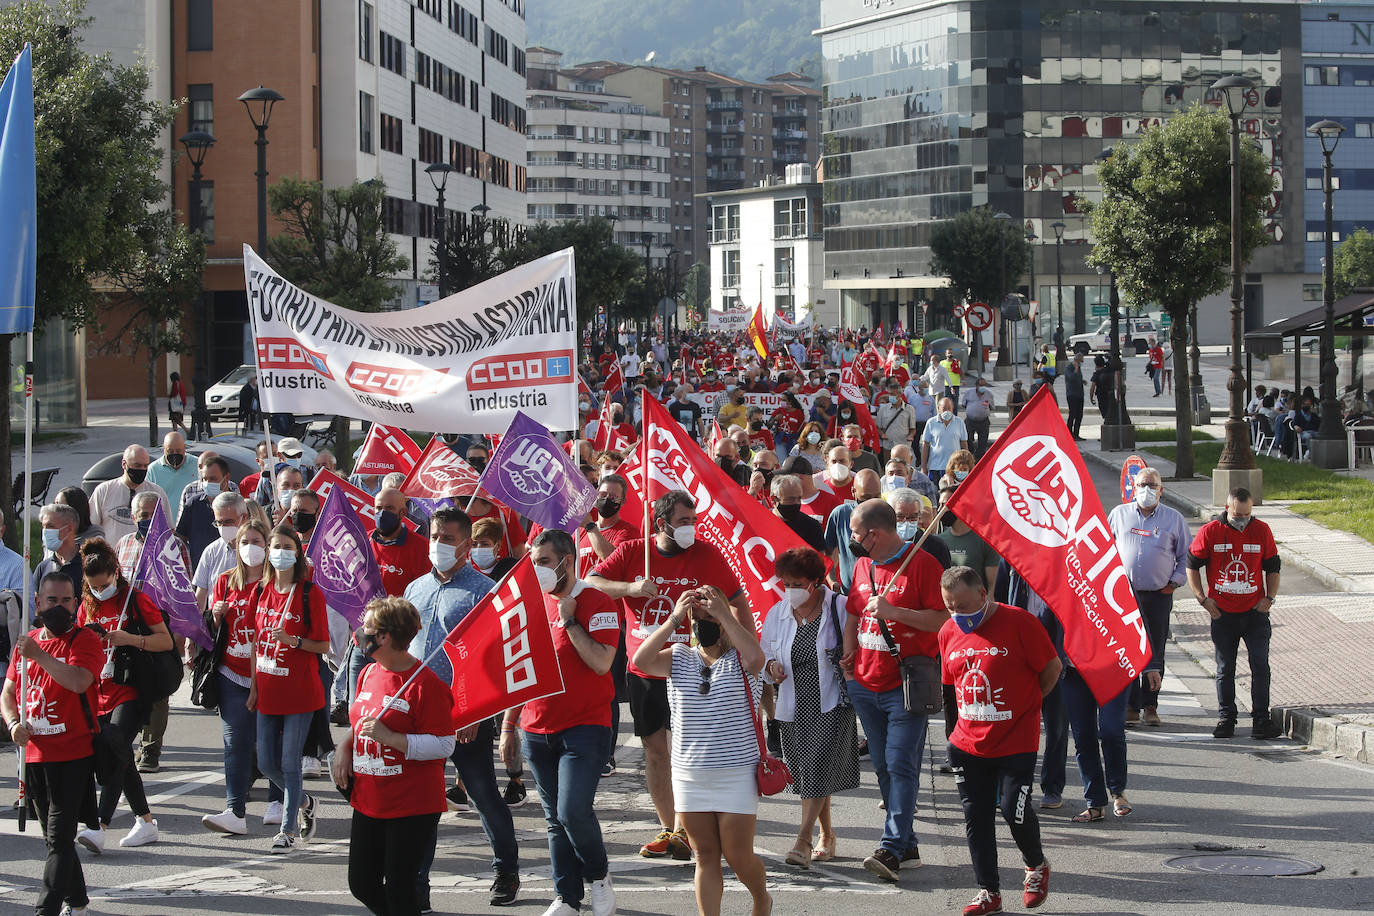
[277,489,295,509]
[896,521,919,541]
[785,586,811,610]
[430,541,459,571]
[806,431,821,445]
[1135,485,1160,509]
[671,524,696,549]
[219,524,241,545]
[829,463,852,483]
[268,548,296,571]
[940,410,954,423]
[239,543,266,567]
[92,582,117,602]
[471,546,497,569]
[535,559,566,594]
[881,475,905,492]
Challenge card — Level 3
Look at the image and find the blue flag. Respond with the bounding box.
[307,483,384,629]
[0,45,36,335]
[478,411,597,534]
[136,503,214,652]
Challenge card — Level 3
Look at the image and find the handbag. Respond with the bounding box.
[77,692,120,784]
[824,594,852,709]
[740,662,792,797]
[115,591,185,702]
[190,613,231,710]
[876,619,943,716]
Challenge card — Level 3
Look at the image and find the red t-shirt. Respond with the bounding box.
[748,428,775,452]
[1188,518,1279,614]
[807,348,825,366]
[580,516,639,579]
[211,574,260,680]
[348,660,454,819]
[773,407,804,437]
[697,381,725,393]
[470,504,528,559]
[592,538,741,679]
[940,605,1058,758]
[6,626,103,763]
[372,529,432,597]
[78,588,162,715]
[800,488,842,522]
[520,585,620,734]
[253,581,329,715]
[846,546,946,693]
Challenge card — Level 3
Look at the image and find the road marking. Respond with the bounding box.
[143,770,225,806]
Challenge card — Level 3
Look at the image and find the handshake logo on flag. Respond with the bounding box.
[502,435,561,499]
[991,436,1083,548]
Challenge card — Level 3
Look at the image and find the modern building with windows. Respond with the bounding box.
[817,0,1343,344]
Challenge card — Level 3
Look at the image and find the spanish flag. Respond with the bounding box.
[746,302,770,360]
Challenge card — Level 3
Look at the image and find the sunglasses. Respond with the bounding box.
[698,664,713,696]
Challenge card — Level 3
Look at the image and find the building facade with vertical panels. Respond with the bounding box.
[818,0,1317,344]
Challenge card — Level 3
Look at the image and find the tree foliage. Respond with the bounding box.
[1084,103,1274,478]
[498,218,644,330]
[682,262,710,319]
[1333,228,1374,300]
[929,206,1032,307]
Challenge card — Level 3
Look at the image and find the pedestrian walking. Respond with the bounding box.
[1062,355,1086,440]
[168,371,188,435]
[959,377,994,457]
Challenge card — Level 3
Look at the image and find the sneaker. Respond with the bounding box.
[1212,719,1236,739]
[202,809,248,835]
[136,758,160,774]
[503,777,528,808]
[1251,719,1283,740]
[120,818,159,848]
[269,832,296,853]
[1023,858,1050,909]
[301,756,321,778]
[329,700,350,726]
[263,801,284,825]
[900,844,921,866]
[963,889,1003,915]
[299,793,318,840]
[668,828,693,861]
[862,848,901,882]
[589,875,616,916]
[76,826,105,855]
[640,829,674,858]
[1142,706,1162,727]
[540,900,577,916]
[59,906,87,915]
[447,784,471,812]
[601,758,616,778]
[489,871,520,906]
[1125,708,1140,728]
[1040,793,1063,809]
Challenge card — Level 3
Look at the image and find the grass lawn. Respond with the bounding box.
[1133,426,1215,442]
[1152,442,1374,543]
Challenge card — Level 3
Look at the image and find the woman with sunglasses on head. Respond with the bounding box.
[633,586,769,916]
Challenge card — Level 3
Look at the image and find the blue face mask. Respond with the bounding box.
[41,527,63,553]
[953,598,992,634]
[136,518,153,539]
[203,481,221,499]
[896,521,918,541]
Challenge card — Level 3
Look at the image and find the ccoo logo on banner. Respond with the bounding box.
[243,245,580,433]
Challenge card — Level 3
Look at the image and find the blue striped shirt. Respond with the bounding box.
[405,565,495,685]
[1106,502,1191,592]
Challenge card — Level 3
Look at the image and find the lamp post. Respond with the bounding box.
[1309,118,1347,468]
[1051,221,1067,365]
[179,129,215,375]
[1096,262,1135,449]
[237,86,283,254]
[662,244,680,344]
[425,163,455,299]
[1025,227,1038,373]
[1210,75,1262,500]
[993,211,1011,376]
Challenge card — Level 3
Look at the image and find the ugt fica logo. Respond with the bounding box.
[991,436,1083,548]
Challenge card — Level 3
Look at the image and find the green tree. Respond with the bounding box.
[1,0,183,547]
[682,261,710,321]
[1333,227,1374,299]
[929,206,1032,307]
[1084,103,1274,478]
[267,176,409,456]
[497,218,643,331]
[428,213,506,295]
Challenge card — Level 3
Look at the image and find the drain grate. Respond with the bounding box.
[1165,853,1324,876]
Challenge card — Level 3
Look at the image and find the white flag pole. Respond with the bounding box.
[16,333,33,832]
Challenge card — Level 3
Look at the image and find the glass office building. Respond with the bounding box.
[819,0,1309,341]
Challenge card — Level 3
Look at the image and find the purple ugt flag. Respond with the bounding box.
[307,484,384,628]
[478,411,597,534]
[135,503,213,651]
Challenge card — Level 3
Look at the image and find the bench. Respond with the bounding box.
[11,467,61,516]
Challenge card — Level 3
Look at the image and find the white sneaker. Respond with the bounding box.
[119,818,159,848]
[269,831,297,854]
[589,875,616,916]
[300,756,321,778]
[202,809,248,835]
[76,826,105,855]
[263,801,284,826]
[540,900,578,916]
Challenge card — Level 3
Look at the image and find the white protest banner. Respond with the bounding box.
[707,309,750,333]
[772,312,813,333]
[244,245,579,433]
[689,391,816,424]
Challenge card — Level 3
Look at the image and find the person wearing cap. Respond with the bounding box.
[251,437,308,509]
[959,378,995,458]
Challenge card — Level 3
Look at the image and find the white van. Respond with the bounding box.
[1068,317,1160,355]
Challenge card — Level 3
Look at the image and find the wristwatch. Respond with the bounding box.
[293,635,303,649]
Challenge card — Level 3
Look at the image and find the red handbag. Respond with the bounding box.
[741,664,793,796]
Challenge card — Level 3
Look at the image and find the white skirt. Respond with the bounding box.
[673,763,759,815]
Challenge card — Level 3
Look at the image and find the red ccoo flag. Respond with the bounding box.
[944,386,1150,703]
[746,302,770,361]
[353,423,423,477]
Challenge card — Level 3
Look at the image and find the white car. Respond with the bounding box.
[206,364,256,420]
[1069,318,1160,355]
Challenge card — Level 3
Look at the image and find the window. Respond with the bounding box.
[774,247,794,287]
[1357,121,1373,139]
[194,181,215,243]
[359,92,374,153]
[485,26,509,66]
[448,2,478,44]
[722,249,741,287]
[490,93,526,133]
[379,31,405,76]
[358,1,373,61]
[1307,230,1342,242]
[187,0,212,50]
[774,197,808,238]
[1307,174,1342,190]
[1303,284,1322,302]
[418,127,443,164]
[711,203,740,242]
[380,113,402,154]
[1305,65,1340,86]
[187,84,213,136]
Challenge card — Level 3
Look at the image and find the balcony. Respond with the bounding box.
[709,228,740,244]
[706,99,743,111]
[774,271,795,287]
[772,128,809,140]
[721,273,740,289]
[707,168,746,182]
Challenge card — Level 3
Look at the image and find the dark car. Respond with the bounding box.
[81,441,261,497]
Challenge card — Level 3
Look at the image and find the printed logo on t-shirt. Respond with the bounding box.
[632,574,701,640]
[954,658,1012,722]
[588,612,618,633]
[24,681,67,736]
[225,595,254,659]
[1213,554,1257,596]
[256,604,300,677]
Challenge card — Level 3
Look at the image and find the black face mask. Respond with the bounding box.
[353,628,381,659]
[596,496,623,517]
[37,605,74,636]
[756,468,775,484]
[778,504,803,522]
[376,509,402,534]
[165,453,186,470]
[126,467,148,485]
[292,511,317,534]
[717,456,736,472]
[940,513,957,530]
[848,537,870,559]
[469,457,488,472]
[693,619,722,648]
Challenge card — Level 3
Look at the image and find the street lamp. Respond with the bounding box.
[425,162,455,299]
[1210,74,1261,498]
[1309,118,1347,468]
[238,86,284,254]
[179,129,215,377]
[1025,227,1038,371]
[1051,221,1066,363]
[993,211,1011,374]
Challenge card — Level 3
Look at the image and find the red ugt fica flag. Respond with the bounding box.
[944,386,1149,703]
[354,423,422,476]
[441,557,565,730]
[402,436,484,499]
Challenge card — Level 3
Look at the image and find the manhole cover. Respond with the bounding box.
[1165,853,1324,876]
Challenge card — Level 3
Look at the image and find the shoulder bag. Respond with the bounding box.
[824,593,852,709]
[868,565,942,716]
[189,608,231,710]
[112,590,184,702]
[739,660,792,796]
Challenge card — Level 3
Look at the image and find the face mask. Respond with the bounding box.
[354,628,382,659]
[376,509,402,534]
[896,521,919,541]
[471,546,496,569]
[1228,515,1251,531]
[953,469,969,482]
[239,543,266,567]
[778,504,803,522]
[535,558,566,594]
[881,475,905,492]
[126,467,148,485]
[268,548,297,571]
[136,518,153,539]
[579,401,590,411]
[203,481,221,499]
[953,598,992,634]
[219,523,240,545]
[165,453,186,470]
[727,385,738,394]
[940,513,957,530]
[37,605,75,636]
[785,586,812,610]
[692,618,722,648]
[291,511,317,534]
[595,496,622,517]
[848,537,870,559]
[717,456,736,472]
[41,528,63,553]
[430,541,459,571]
[830,464,852,483]
[670,524,695,550]
[469,457,488,472]
[278,489,295,509]
[1135,486,1160,509]
[92,582,117,602]
[807,431,821,445]
[939,411,954,423]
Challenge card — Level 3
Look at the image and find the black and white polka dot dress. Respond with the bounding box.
[778,615,860,798]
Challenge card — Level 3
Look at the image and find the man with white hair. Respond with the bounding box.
[145,431,196,525]
[115,491,166,578]
[89,444,169,545]
[192,491,252,610]
[30,504,83,605]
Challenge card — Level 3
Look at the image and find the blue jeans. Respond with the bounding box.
[256,710,313,834]
[1039,681,1068,797]
[850,679,927,854]
[218,675,257,818]
[1060,668,1129,808]
[523,725,612,908]
[418,719,519,890]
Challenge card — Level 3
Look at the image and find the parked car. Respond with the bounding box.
[205,364,256,420]
[1068,317,1160,355]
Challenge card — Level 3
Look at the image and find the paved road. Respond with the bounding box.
[0,439,1366,915]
